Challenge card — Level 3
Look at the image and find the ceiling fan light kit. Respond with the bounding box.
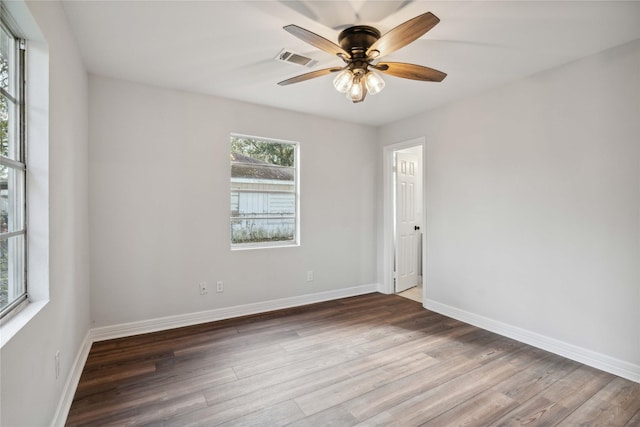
[347,76,364,102]
[278,12,447,103]
[333,69,354,93]
[365,71,385,95]
[333,68,385,101]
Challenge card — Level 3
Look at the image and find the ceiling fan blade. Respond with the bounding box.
[284,25,350,58]
[366,12,440,58]
[377,62,447,82]
[278,67,343,86]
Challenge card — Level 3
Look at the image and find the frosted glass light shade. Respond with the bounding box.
[333,70,354,93]
[365,71,385,95]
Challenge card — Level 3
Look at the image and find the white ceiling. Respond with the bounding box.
[61,1,640,126]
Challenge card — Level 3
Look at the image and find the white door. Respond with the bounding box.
[395,151,419,292]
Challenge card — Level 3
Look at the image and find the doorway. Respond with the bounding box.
[382,138,425,304]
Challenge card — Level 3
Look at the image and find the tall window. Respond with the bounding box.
[230,135,299,248]
[0,19,26,318]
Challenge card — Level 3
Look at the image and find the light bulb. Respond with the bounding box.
[365,71,385,95]
[346,77,364,102]
[333,70,354,93]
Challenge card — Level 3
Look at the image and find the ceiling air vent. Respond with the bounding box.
[276,49,318,68]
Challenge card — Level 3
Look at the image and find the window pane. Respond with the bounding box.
[231,191,295,215]
[0,25,14,95]
[0,233,25,312]
[0,95,7,158]
[0,164,25,233]
[1,94,19,159]
[231,217,295,244]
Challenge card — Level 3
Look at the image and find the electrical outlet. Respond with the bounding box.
[216,281,224,293]
[306,270,314,282]
[199,282,208,295]
[55,351,60,379]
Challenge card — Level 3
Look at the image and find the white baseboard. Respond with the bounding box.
[50,330,93,427]
[91,283,379,342]
[424,298,640,384]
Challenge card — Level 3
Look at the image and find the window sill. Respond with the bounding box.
[0,300,48,348]
[231,242,300,251]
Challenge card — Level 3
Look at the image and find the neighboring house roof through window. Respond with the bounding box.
[231,152,294,181]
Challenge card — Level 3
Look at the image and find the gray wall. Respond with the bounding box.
[0,1,91,425]
[378,39,640,370]
[88,76,378,327]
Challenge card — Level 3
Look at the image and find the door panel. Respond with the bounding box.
[395,152,419,293]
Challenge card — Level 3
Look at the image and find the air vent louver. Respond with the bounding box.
[276,49,318,68]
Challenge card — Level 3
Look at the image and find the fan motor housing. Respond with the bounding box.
[338,26,380,56]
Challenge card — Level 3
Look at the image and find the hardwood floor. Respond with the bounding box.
[67,293,640,426]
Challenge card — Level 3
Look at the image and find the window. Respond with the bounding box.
[230,135,299,248]
[0,19,26,318]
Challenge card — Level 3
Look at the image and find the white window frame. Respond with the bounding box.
[0,15,27,320]
[230,133,300,250]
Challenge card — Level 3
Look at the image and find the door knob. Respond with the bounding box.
[414,225,420,230]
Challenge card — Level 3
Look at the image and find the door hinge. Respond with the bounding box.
[19,39,26,50]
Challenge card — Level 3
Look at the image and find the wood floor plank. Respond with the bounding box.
[424,390,519,426]
[202,320,458,403]
[87,324,236,356]
[338,324,476,379]
[231,323,396,379]
[95,392,208,427]
[83,346,175,371]
[625,408,640,426]
[357,347,535,426]
[343,354,481,421]
[66,293,640,426]
[358,357,499,425]
[217,400,306,427]
[67,387,174,425]
[490,353,581,404]
[202,347,364,406]
[157,341,285,375]
[76,361,157,392]
[199,320,462,408]
[171,366,353,426]
[284,404,358,427]
[294,352,438,416]
[232,306,342,334]
[67,365,237,420]
[558,376,640,426]
[233,312,468,381]
[490,365,616,426]
[172,329,298,358]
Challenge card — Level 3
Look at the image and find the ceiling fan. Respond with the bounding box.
[278,12,447,103]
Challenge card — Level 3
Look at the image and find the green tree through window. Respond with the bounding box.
[231,136,294,167]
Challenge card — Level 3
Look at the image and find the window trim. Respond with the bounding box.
[230,133,300,250]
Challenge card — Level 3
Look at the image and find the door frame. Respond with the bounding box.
[382,137,426,301]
